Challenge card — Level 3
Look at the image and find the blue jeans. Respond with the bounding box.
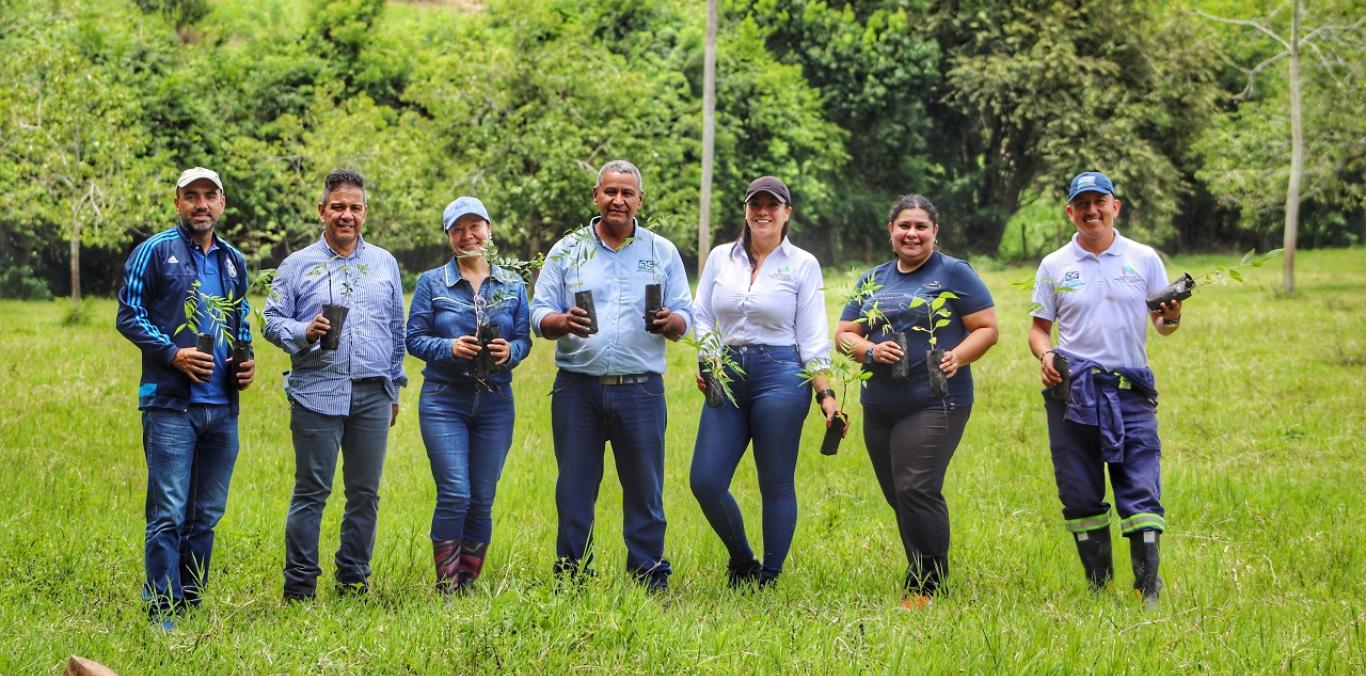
[283,380,391,597]
[418,379,516,543]
[689,345,810,574]
[141,405,239,614]
[550,371,671,579]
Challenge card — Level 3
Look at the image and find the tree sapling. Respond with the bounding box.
[908,291,958,399]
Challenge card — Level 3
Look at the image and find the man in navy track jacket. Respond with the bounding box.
[115,167,256,630]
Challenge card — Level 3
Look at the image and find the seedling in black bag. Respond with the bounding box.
[1146,248,1282,311]
[1146,273,1195,312]
[176,280,243,356]
[685,330,745,408]
[305,255,367,350]
[909,291,958,399]
[551,228,619,335]
[801,354,869,456]
[1049,352,1071,402]
[644,283,663,333]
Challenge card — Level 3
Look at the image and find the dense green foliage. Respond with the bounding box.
[1,250,1363,670]
[0,0,1362,298]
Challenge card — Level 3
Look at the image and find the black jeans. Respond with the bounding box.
[863,405,972,594]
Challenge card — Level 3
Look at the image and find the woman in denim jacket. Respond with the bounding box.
[406,196,531,594]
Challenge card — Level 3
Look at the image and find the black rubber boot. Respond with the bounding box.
[1073,528,1114,592]
[1128,530,1162,609]
[726,557,762,589]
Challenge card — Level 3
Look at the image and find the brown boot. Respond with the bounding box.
[455,541,488,589]
[434,539,461,593]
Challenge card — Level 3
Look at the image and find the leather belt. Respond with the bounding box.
[596,374,652,385]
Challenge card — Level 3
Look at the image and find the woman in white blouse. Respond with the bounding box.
[690,176,840,589]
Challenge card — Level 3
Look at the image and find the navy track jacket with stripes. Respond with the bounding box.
[116,226,252,414]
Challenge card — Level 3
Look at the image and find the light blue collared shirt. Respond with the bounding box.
[1030,230,1169,370]
[530,218,692,376]
[263,236,408,415]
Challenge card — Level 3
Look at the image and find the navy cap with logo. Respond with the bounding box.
[743,176,791,205]
[1067,171,1115,202]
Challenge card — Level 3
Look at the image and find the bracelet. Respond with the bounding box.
[864,344,876,364]
[814,388,836,404]
[1040,349,1054,362]
[1164,317,1180,327]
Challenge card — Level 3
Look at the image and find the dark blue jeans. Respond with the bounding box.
[418,379,516,543]
[689,345,809,574]
[550,370,671,579]
[283,381,391,597]
[141,405,239,614]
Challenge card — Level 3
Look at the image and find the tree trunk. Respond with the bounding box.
[697,0,718,273]
[69,209,81,306]
[1283,0,1302,294]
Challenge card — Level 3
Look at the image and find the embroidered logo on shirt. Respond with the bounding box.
[770,265,795,282]
[1062,270,1086,290]
[637,260,657,273]
[925,280,942,289]
[167,255,179,265]
[227,259,239,279]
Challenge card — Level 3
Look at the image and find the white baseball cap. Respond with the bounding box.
[176,167,223,191]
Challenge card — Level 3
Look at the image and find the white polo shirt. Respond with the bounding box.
[1031,230,1169,369]
[693,238,832,370]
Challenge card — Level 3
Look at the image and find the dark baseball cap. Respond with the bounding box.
[743,176,791,205]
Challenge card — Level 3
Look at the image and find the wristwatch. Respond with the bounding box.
[1164,317,1181,327]
[864,344,875,364]
[814,388,836,404]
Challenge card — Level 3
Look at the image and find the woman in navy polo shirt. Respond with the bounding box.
[406,196,531,594]
[690,176,840,589]
[835,194,998,607]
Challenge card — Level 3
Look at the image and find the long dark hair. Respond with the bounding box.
[737,201,791,268]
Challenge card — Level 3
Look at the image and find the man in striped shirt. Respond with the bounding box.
[263,169,407,601]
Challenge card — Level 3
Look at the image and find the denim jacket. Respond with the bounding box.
[1057,348,1159,463]
[406,259,531,385]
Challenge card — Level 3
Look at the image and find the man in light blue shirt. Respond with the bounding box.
[530,159,691,591]
[263,169,407,601]
[1028,170,1183,609]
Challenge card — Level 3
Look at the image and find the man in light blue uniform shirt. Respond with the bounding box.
[263,168,407,601]
[1028,170,1184,608]
[530,159,692,591]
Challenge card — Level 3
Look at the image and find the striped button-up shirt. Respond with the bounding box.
[263,236,407,415]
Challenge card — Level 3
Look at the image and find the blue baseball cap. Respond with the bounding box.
[1067,171,1115,202]
[442,196,490,231]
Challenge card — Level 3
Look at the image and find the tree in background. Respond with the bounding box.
[737,0,939,259]
[932,0,1220,253]
[0,2,167,304]
[1195,0,1365,293]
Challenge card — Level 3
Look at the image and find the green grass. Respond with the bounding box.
[1,249,1363,672]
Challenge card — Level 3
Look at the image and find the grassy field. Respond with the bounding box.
[1,248,1363,672]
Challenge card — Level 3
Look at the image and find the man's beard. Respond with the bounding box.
[180,216,217,235]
